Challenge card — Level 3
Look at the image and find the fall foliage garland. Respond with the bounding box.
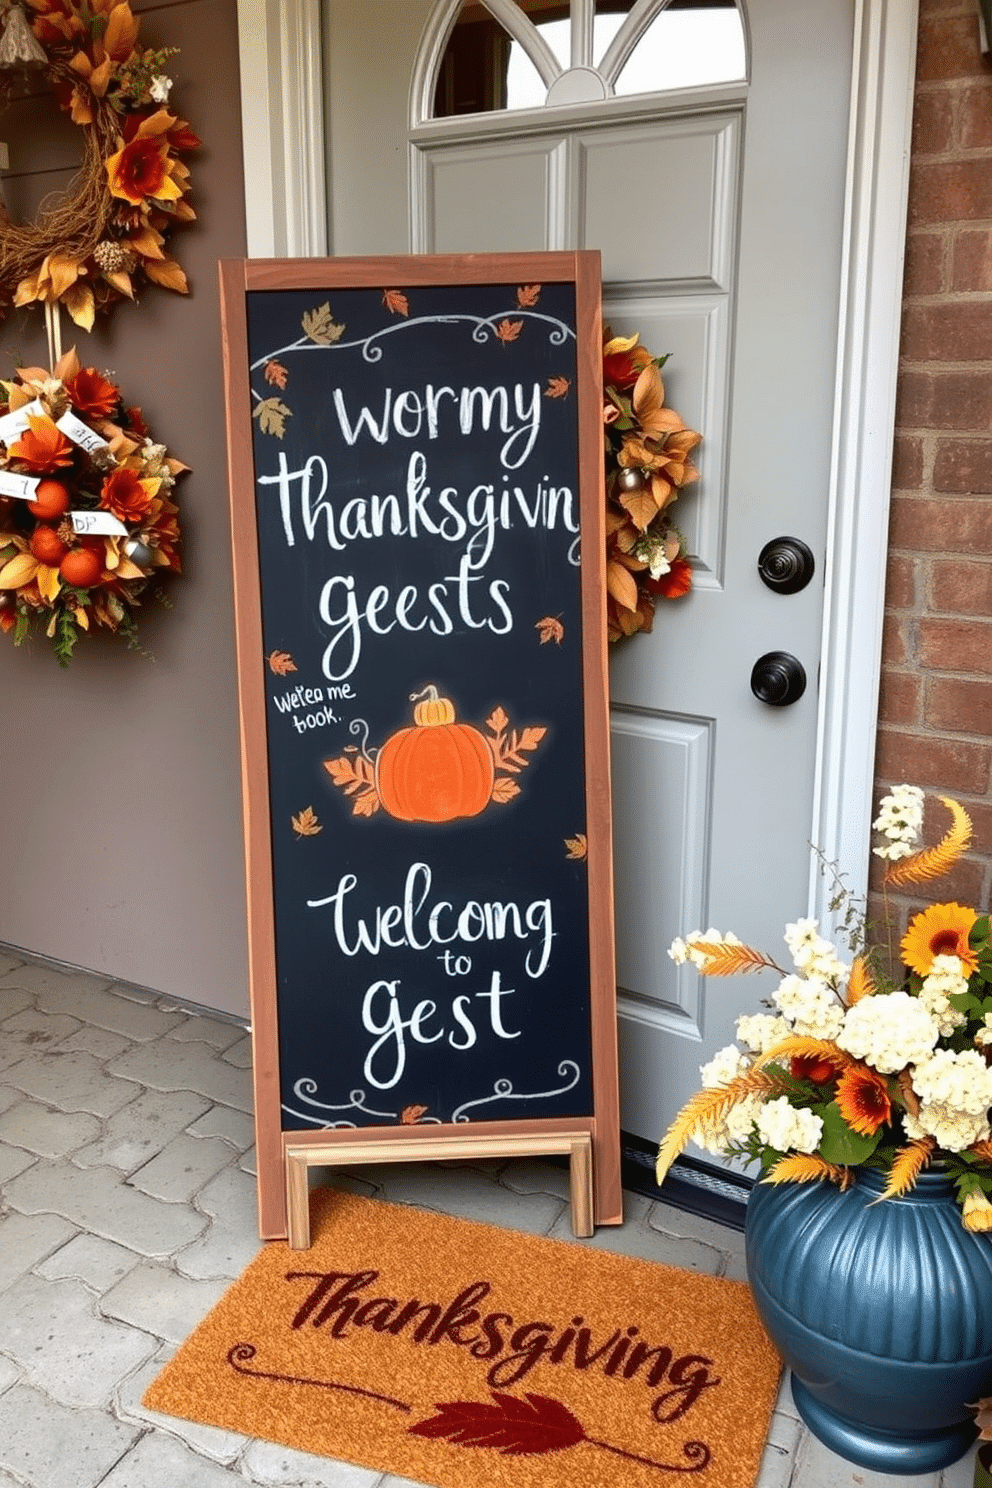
[0,349,185,662]
[602,332,701,642]
[0,0,199,328]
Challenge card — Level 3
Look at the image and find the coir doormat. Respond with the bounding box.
[144,1189,780,1488]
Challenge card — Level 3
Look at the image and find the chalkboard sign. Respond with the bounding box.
[219,254,619,1242]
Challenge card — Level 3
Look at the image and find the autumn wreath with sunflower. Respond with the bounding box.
[0,349,184,662]
[0,0,198,328]
[602,331,701,642]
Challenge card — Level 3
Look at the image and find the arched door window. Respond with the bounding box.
[432,0,746,118]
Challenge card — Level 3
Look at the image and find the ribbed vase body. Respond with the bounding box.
[745,1171,992,1474]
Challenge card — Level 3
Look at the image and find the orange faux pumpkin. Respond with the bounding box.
[375,685,495,823]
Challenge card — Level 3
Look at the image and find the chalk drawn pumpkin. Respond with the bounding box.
[374,686,495,823]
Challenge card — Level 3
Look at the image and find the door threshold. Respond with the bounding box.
[621,1132,751,1233]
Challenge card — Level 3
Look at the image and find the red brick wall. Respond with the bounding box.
[873,1,992,920]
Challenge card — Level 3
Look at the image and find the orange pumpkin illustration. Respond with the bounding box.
[374,685,495,823]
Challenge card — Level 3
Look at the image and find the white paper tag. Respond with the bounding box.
[56,410,109,454]
[70,510,128,537]
[0,471,40,501]
[0,398,46,446]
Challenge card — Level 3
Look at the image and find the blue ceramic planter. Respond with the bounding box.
[745,1170,992,1475]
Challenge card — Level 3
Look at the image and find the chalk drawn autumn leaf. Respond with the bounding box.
[323,753,380,815]
[302,302,346,345]
[401,1104,428,1125]
[408,1391,710,1474]
[565,834,588,861]
[487,713,547,775]
[535,615,564,645]
[383,289,409,316]
[517,284,541,308]
[267,650,296,675]
[484,709,547,807]
[545,376,570,399]
[253,397,292,438]
[495,318,523,344]
[291,806,322,838]
[264,359,289,389]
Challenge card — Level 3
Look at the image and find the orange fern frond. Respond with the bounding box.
[968,1139,992,1165]
[845,955,877,1006]
[883,796,972,887]
[655,1068,786,1185]
[872,1137,935,1202]
[689,943,781,976]
[755,1035,855,1073]
[763,1155,850,1188]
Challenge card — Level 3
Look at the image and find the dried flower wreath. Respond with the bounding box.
[0,0,199,328]
[602,331,702,641]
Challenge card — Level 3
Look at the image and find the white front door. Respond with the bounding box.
[244,0,914,1153]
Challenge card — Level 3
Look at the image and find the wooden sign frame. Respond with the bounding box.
[219,253,620,1244]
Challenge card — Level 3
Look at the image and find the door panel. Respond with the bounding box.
[426,138,567,253]
[323,0,856,1149]
[610,708,711,1020]
[580,117,738,287]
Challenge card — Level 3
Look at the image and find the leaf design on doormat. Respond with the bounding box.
[227,1343,411,1413]
[409,1391,711,1474]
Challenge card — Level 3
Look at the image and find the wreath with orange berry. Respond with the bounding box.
[602,331,701,641]
[0,0,199,327]
[0,349,184,662]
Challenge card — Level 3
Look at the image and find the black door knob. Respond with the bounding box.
[758,537,815,594]
[751,651,807,706]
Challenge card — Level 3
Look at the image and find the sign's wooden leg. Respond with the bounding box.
[282,1130,602,1248]
[569,1133,594,1237]
[285,1150,312,1249]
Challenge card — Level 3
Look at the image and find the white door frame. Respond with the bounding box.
[234,0,920,921]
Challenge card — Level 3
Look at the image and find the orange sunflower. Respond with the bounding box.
[835,1064,892,1137]
[901,902,979,977]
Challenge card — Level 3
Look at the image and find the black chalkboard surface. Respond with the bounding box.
[220,254,619,1240]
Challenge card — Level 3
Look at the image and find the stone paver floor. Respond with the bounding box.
[0,945,980,1488]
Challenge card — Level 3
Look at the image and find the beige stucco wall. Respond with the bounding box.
[0,0,251,1017]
